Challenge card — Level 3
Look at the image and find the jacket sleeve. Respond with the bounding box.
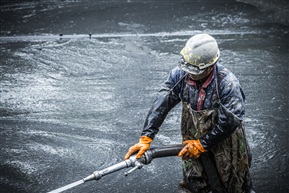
[141,67,184,139]
[200,72,246,149]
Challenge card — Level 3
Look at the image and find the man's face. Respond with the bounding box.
[189,66,213,81]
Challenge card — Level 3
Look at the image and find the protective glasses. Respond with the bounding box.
[179,57,207,75]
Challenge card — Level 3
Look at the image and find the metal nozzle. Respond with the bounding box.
[83,171,101,182]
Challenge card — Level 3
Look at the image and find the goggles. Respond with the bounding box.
[179,57,208,75]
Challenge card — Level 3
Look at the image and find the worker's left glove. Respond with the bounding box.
[124,136,152,160]
[178,139,206,159]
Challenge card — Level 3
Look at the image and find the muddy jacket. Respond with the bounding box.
[141,63,245,149]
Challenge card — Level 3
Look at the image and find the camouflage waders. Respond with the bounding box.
[180,79,252,193]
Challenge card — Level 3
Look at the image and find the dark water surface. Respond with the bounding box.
[0,1,288,193]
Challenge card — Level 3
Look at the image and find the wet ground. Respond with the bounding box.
[0,0,289,193]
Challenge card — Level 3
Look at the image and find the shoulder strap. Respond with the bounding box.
[215,66,229,102]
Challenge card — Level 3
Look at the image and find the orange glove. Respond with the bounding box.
[178,139,206,159]
[124,136,153,160]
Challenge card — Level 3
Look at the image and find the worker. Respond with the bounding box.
[124,34,252,193]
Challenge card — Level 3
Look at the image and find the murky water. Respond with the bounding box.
[0,1,288,193]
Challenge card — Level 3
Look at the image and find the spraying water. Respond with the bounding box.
[47,180,84,193]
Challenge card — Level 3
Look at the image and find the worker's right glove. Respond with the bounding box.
[124,136,152,160]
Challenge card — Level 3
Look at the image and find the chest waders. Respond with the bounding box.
[180,70,252,193]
